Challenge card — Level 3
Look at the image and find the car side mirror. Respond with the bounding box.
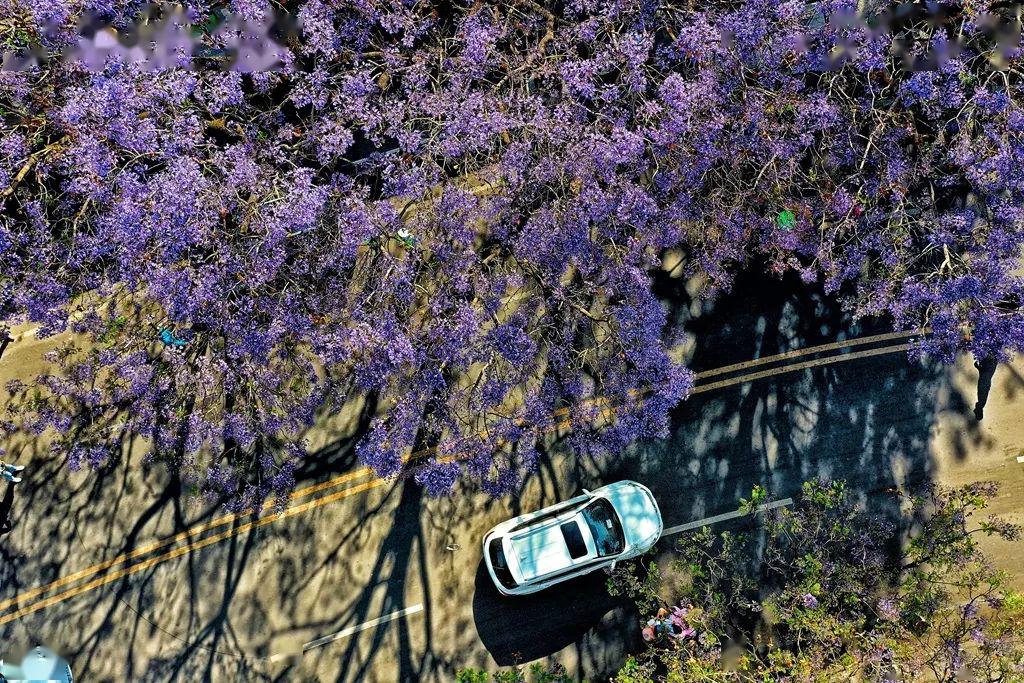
[582,488,591,495]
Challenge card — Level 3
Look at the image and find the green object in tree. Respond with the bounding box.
[396,228,417,248]
[99,315,128,344]
[777,209,796,230]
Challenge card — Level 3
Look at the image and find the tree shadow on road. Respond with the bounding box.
[0,387,381,682]
[0,269,996,683]
[466,268,988,681]
[0,482,15,535]
[322,480,434,683]
[973,356,998,421]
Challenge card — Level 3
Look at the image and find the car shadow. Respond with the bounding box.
[471,559,636,666]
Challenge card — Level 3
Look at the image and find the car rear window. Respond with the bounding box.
[559,521,587,559]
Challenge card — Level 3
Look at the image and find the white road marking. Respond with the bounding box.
[271,604,425,662]
[662,498,794,537]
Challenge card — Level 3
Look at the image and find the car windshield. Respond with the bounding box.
[582,498,624,557]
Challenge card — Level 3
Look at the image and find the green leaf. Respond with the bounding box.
[776,209,796,230]
[739,484,768,513]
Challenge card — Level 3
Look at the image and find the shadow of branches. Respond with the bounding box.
[0,269,993,683]
[468,268,985,680]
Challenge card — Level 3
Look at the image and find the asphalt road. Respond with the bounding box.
[0,270,1015,682]
[467,348,942,674]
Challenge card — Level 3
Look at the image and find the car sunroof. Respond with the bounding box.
[559,521,587,559]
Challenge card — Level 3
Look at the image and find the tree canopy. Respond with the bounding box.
[2,0,1023,504]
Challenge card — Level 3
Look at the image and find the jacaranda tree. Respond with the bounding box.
[1,0,1023,506]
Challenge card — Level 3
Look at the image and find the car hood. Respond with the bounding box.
[602,482,662,547]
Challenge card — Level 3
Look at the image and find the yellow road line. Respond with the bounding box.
[0,479,390,627]
[692,343,913,394]
[694,330,924,380]
[0,337,919,622]
[0,390,625,613]
[0,466,379,613]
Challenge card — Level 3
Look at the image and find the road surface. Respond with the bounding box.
[1,271,1021,682]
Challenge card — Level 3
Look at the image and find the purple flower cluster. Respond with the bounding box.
[2,0,1024,504]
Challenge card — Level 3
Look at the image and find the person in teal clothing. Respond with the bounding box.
[159,328,187,348]
[0,460,24,484]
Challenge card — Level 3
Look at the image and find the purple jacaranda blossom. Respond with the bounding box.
[2,0,1024,511]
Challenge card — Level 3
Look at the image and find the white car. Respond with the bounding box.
[482,480,663,596]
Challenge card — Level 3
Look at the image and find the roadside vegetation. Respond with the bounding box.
[457,663,578,683]
[607,480,1024,681]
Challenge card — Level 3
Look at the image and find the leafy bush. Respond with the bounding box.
[611,480,1024,681]
[456,662,579,683]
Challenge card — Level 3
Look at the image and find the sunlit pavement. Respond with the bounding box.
[1,273,1022,682]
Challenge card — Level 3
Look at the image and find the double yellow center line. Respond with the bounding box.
[0,329,924,625]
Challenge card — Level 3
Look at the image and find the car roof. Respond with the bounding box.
[508,515,597,582]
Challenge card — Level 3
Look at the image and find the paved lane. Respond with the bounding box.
[2,341,956,682]
[0,335,919,629]
[2,271,1013,682]
[461,348,947,678]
